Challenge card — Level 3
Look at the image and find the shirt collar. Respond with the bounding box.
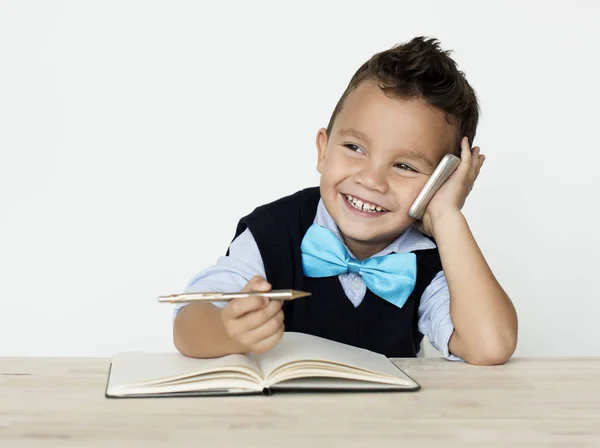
[313,198,436,258]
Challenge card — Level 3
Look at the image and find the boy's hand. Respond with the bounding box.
[415,136,485,238]
[219,276,284,354]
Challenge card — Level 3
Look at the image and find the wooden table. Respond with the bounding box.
[1,357,599,447]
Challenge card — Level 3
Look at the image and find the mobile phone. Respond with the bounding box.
[408,153,461,220]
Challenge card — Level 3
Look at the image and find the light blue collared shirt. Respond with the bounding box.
[175,199,461,361]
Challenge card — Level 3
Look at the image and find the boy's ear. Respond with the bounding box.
[316,128,328,173]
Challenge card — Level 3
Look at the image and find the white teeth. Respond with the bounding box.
[345,195,386,213]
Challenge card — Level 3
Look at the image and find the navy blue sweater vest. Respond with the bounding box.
[228,187,443,357]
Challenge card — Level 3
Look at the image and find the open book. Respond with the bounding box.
[105,332,419,398]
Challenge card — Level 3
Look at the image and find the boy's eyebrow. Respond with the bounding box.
[397,149,436,169]
[338,127,435,169]
[339,128,372,145]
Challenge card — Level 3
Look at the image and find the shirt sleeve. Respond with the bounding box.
[417,270,463,361]
[172,228,266,321]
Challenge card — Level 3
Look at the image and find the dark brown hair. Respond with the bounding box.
[326,36,479,155]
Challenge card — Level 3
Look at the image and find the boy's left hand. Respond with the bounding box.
[414,137,485,238]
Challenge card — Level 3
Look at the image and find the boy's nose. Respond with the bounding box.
[354,165,388,193]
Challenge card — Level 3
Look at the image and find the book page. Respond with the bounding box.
[108,351,262,389]
[256,332,414,385]
[108,378,263,397]
[270,378,406,390]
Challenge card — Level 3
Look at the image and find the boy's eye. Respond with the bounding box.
[395,163,417,172]
[344,144,365,154]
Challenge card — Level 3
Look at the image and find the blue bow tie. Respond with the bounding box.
[300,224,417,308]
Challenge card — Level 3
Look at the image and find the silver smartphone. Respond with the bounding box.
[408,153,461,220]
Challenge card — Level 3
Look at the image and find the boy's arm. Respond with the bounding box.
[174,302,244,358]
[418,138,518,365]
[432,212,517,365]
[174,277,279,358]
[417,271,462,361]
[173,229,275,358]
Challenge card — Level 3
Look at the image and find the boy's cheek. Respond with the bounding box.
[391,182,423,206]
[320,165,346,187]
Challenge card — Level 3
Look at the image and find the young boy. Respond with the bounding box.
[173,36,518,365]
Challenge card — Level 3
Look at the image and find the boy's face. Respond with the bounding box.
[316,80,457,259]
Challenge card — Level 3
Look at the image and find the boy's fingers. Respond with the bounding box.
[469,147,484,179]
[224,296,269,319]
[224,276,273,318]
[466,146,480,183]
[236,299,283,332]
[241,276,271,293]
[470,146,480,169]
[478,154,485,172]
[457,137,472,176]
[244,309,284,346]
[249,324,285,354]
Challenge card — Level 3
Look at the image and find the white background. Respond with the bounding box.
[1,1,599,357]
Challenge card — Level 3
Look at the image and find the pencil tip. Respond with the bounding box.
[291,290,311,299]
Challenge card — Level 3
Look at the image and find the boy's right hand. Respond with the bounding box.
[220,276,284,354]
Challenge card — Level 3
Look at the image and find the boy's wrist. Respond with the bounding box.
[430,208,466,239]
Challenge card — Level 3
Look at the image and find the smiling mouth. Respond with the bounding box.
[344,194,388,213]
